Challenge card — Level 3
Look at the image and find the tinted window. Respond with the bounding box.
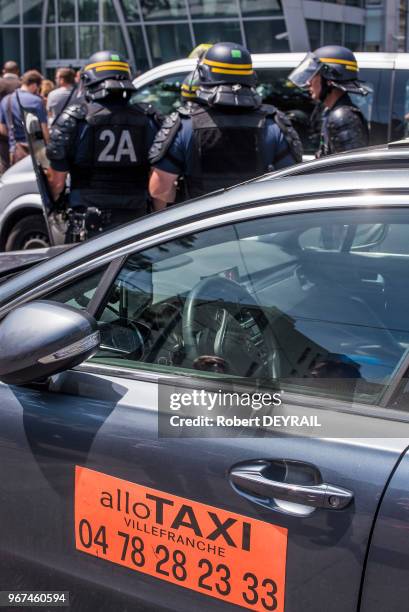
[357,67,391,145]
[255,68,318,154]
[391,69,409,141]
[132,73,187,115]
[46,267,108,310]
[91,208,409,407]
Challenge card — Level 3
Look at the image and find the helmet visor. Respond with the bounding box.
[288,53,322,89]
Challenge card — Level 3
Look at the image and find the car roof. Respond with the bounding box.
[255,140,409,182]
[133,52,409,88]
[2,168,409,310]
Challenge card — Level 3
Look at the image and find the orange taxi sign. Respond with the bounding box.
[75,466,288,611]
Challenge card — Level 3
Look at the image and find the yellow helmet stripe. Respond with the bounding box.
[319,57,358,67]
[203,59,252,70]
[182,91,197,98]
[181,83,199,90]
[211,67,254,75]
[345,65,359,72]
[85,60,130,70]
[95,66,130,73]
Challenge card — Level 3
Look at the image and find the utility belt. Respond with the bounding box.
[66,206,106,243]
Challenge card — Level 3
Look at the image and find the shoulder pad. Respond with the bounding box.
[129,101,164,127]
[267,106,303,163]
[148,111,181,165]
[63,103,87,120]
[329,105,364,126]
[178,105,195,117]
[328,105,369,152]
[46,104,84,161]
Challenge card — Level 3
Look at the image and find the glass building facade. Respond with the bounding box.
[0,0,367,77]
[0,0,289,76]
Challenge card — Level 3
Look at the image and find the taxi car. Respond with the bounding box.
[0,169,409,611]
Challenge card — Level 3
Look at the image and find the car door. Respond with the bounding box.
[1,198,409,612]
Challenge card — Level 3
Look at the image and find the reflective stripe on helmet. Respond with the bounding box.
[210,67,254,75]
[94,66,130,72]
[203,59,252,70]
[84,60,130,71]
[318,57,358,67]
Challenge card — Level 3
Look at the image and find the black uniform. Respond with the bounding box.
[150,100,302,200]
[46,98,159,235]
[317,93,368,157]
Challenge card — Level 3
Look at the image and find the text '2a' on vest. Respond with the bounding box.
[70,102,151,202]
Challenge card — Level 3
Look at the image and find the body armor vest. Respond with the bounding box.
[185,106,269,199]
[70,102,151,208]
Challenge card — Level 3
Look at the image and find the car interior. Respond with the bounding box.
[47,208,402,405]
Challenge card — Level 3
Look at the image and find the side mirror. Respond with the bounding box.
[0,301,100,385]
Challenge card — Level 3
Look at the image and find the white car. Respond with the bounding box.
[1,52,409,251]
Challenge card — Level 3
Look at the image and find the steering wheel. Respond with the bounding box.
[182,276,280,378]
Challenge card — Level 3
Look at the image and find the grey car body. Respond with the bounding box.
[0,169,409,610]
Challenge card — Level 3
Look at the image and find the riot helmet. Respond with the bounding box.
[198,42,256,87]
[181,70,200,101]
[196,42,261,108]
[81,50,134,101]
[289,45,369,96]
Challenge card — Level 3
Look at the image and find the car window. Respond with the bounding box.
[256,67,389,153]
[88,209,409,407]
[131,73,187,115]
[357,67,391,145]
[391,69,409,141]
[255,68,319,155]
[46,267,108,310]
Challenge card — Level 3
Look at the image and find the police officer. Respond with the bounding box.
[289,45,369,157]
[180,70,200,110]
[46,50,160,239]
[149,42,302,210]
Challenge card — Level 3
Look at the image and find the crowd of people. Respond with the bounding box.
[0,62,83,175]
[0,42,370,243]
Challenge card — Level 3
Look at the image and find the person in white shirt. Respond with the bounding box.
[46,67,76,125]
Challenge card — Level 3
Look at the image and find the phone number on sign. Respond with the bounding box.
[78,518,279,611]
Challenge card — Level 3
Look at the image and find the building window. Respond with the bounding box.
[78,0,99,22]
[23,0,43,24]
[102,0,119,21]
[24,28,41,71]
[323,21,343,46]
[79,25,99,57]
[102,25,127,55]
[128,26,149,74]
[59,25,76,58]
[59,0,76,23]
[46,27,57,60]
[193,21,242,45]
[345,24,363,50]
[140,0,187,20]
[245,19,289,53]
[0,28,20,67]
[147,24,192,66]
[190,0,239,18]
[0,0,19,25]
[240,0,282,17]
[307,19,321,50]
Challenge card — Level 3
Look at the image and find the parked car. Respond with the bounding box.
[2,50,409,252]
[1,169,409,611]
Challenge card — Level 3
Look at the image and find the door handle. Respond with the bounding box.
[230,462,353,510]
